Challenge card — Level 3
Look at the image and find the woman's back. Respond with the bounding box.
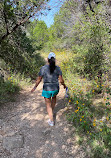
[31,52,67,126]
[39,65,62,91]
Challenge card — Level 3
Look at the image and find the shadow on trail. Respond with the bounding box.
[0,85,87,158]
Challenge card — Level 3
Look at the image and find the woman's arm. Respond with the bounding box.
[31,76,42,92]
[59,75,67,89]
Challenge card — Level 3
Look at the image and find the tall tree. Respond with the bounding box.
[28,20,48,49]
[0,0,49,43]
[46,0,111,78]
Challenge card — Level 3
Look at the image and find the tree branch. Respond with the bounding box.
[3,8,9,35]
[0,1,46,44]
[0,15,27,44]
[88,1,95,12]
[86,0,95,12]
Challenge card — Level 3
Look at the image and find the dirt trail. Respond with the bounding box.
[0,82,86,158]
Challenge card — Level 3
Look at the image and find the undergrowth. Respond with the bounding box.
[60,52,111,158]
[0,71,32,104]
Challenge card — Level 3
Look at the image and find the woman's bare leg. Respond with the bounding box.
[44,97,53,121]
[51,95,56,111]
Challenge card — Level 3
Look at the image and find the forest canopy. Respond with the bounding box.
[0,0,111,79]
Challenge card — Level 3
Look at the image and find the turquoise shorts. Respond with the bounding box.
[42,90,59,98]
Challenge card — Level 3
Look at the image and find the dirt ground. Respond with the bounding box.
[0,82,87,158]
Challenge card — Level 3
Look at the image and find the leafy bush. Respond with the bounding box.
[0,78,20,104]
[0,26,45,80]
[65,73,111,158]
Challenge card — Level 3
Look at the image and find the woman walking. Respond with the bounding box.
[31,52,67,126]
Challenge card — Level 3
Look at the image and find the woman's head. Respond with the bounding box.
[48,52,56,74]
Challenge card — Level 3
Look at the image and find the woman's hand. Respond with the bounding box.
[31,76,42,93]
[59,75,67,89]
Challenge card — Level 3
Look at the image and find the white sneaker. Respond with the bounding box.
[48,119,54,126]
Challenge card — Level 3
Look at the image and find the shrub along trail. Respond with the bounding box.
[0,81,88,158]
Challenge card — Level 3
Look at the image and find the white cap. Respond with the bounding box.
[48,52,56,59]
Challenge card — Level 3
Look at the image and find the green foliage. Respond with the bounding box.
[65,74,111,158]
[0,0,49,42]
[82,18,110,78]
[0,77,20,104]
[0,0,47,79]
[59,49,111,158]
[27,21,49,49]
[44,0,111,79]
[0,26,45,79]
[0,63,33,104]
[0,0,47,103]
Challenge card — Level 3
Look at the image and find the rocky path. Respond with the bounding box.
[0,83,86,158]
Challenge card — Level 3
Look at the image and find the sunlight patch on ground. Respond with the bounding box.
[21,113,44,121]
[93,98,104,106]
